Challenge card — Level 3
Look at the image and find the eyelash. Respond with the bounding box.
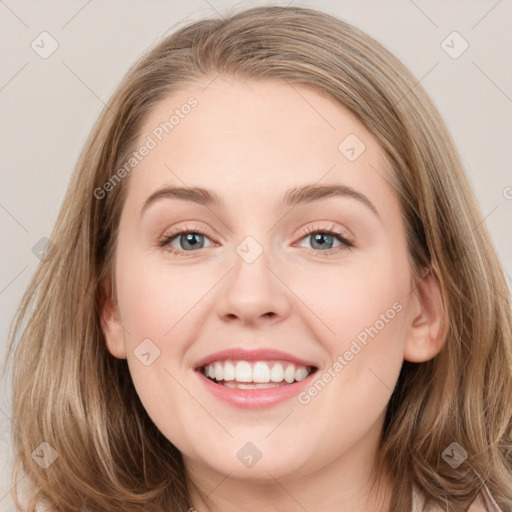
[157,222,354,257]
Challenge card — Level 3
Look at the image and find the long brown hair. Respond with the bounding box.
[5,6,511,511]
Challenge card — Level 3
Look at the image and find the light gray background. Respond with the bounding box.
[1,0,511,507]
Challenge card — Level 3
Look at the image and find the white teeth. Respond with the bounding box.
[294,366,309,382]
[235,361,253,382]
[252,362,271,383]
[270,363,284,382]
[223,361,235,381]
[214,362,223,381]
[223,382,283,389]
[284,364,295,383]
[201,360,313,385]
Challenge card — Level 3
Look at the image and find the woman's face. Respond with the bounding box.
[103,77,427,487]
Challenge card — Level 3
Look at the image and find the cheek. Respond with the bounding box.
[291,244,410,411]
[114,253,205,442]
[293,249,409,349]
[115,251,209,345]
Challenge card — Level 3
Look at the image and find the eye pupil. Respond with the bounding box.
[164,228,348,256]
[181,233,203,250]
[311,233,333,249]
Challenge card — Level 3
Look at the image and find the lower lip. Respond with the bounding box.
[195,370,317,409]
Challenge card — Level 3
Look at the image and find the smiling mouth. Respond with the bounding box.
[198,360,318,389]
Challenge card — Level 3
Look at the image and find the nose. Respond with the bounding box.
[215,243,292,327]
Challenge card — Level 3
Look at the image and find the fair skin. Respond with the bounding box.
[101,76,445,512]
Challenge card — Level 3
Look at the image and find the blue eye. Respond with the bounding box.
[296,227,353,253]
[159,231,214,255]
[158,223,354,257]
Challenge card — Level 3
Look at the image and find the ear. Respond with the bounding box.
[99,277,127,359]
[404,269,448,363]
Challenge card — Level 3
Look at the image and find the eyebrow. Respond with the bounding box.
[141,184,379,217]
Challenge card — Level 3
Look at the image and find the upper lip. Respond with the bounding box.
[193,348,318,370]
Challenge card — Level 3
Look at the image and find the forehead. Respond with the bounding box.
[125,77,396,212]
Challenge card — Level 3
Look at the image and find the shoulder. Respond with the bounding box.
[477,484,504,512]
[412,485,503,512]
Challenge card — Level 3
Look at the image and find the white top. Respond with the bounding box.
[412,485,503,512]
[35,485,504,511]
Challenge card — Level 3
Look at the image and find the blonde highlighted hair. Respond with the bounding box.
[5,5,512,511]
